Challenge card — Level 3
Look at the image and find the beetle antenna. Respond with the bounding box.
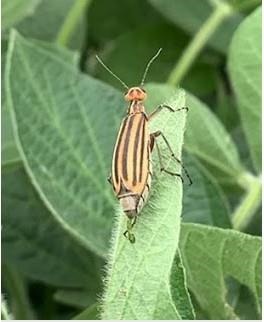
[96,55,129,89]
[140,48,162,87]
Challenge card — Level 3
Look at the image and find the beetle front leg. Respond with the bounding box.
[148,104,188,121]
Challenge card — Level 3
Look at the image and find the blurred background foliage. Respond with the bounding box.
[1,0,261,320]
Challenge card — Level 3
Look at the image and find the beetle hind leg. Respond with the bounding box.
[123,217,137,244]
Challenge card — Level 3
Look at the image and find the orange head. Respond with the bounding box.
[125,87,147,101]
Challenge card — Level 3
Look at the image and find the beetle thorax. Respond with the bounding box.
[128,100,145,114]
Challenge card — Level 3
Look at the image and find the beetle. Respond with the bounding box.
[96,49,191,243]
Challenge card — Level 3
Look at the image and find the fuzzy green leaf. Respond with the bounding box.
[101,90,194,320]
[180,223,261,319]
[228,7,261,173]
[2,0,41,29]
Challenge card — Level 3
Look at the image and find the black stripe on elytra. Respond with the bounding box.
[132,116,144,186]
[139,117,146,182]
[114,117,128,184]
[122,115,135,180]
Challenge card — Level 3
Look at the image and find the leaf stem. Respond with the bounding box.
[167,2,233,86]
[232,172,262,230]
[56,0,92,47]
[4,266,34,320]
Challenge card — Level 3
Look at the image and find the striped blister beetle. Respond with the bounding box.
[96,49,191,243]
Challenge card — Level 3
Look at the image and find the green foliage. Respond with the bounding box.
[2,40,79,168]
[2,167,103,302]
[94,25,217,97]
[228,7,261,173]
[101,91,194,320]
[147,0,243,53]
[2,0,41,29]
[180,223,261,319]
[17,0,85,49]
[2,0,261,320]
[6,31,119,256]
[182,154,232,227]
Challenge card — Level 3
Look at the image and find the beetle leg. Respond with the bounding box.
[149,104,188,120]
[107,174,112,184]
[123,218,136,243]
[150,131,192,185]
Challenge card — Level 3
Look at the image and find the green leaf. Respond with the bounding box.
[143,83,244,184]
[2,265,35,320]
[95,24,217,96]
[54,289,97,309]
[101,90,194,320]
[2,38,20,168]
[2,106,20,168]
[170,251,195,319]
[180,223,261,319]
[5,31,122,256]
[182,154,231,228]
[228,7,261,173]
[73,303,99,320]
[147,0,243,53]
[17,0,85,49]
[2,167,103,304]
[2,39,79,169]
[2,0,41,29]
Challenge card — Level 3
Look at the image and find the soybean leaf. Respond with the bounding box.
[2,40,79,169]
[17,0,85,49]
[170,250,195,319]
[180,223,261,319]
[101,90,194,320]
[2,38,20,168]
[2,106,20,168]
[2,167,103,305]
[144,83,244,184]
[5,31,123,257]
[95,24,217,96]
[147,0,243,54]
[54,289,96,309]
[73,304,99,320]
[2,0,41,30]
[228,7,261,173]
[182,153,231,228]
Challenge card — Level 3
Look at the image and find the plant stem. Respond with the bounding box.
[4,266,34,320]
[1,297,12,320]
[167,2,233,86]
[232,172,262,230]
[56,0,92,47]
